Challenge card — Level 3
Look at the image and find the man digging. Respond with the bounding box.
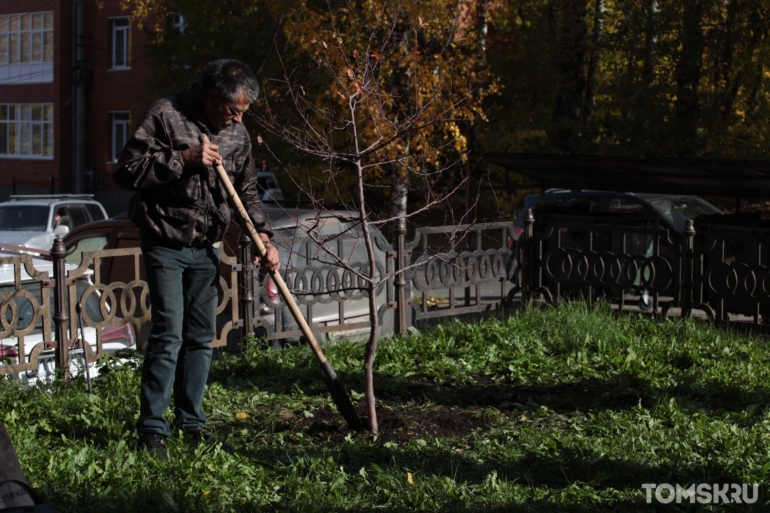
[115,59,280,459]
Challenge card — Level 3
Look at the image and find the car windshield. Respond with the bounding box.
[647,196,722,232]
[0,206,49,232]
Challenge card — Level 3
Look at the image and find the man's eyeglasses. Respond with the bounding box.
[226,104,249,117]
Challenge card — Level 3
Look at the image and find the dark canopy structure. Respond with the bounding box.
[470,152,770,198]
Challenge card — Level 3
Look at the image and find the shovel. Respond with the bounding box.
[200,134,365,431]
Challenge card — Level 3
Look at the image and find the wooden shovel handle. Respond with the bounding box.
[199,134,332,367]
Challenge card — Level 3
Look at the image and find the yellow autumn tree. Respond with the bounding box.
[268,0,500,221]
[250,2,503,433]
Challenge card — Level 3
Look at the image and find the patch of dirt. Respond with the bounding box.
[297,401,488,444]
[292,374,651,443]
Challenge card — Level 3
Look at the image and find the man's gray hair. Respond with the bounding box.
[201,59,259,103]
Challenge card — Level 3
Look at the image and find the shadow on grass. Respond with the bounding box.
[35,436,766,513]
[223,443,764,512]
[207,355,770,420]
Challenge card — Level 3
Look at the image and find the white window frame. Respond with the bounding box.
[0,103,55,160]
[0,12,54,84]
[110,111,130,163]
[110,17,130,70]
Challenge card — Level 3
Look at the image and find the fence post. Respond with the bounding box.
[681,220,695,318]
[51,237,70,378]
[522,209,535,308]
[238,232,254,341]
[393,218,408,335]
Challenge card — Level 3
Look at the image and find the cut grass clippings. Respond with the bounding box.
[1,301,769,511]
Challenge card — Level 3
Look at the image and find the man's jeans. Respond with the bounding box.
[136,242,221,438]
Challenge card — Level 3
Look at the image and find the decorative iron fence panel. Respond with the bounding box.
[247,231,395,342]
[0,255,53,375]
[64,247,150,360]
[516,209,770,326]
[65,246,241,351]
[0,242,242,377]
[529,219,682,310]
[693,229,770,324]
[405,222,514,322]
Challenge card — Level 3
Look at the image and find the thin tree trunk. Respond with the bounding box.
[351,102,380,434]
[549,0,589,152]
[358,156,379,434]
[583,0,604,129]
[673,0,705,156]
[718,2,763,125]
[642,0,658,86]
[470,0,489,153]
[746,62,764,117]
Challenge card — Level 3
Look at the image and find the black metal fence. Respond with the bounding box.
[514,209,770,325]
[4,209,769,379]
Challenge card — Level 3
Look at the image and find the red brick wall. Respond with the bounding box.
[85,2,150,192]
[0,0,72,189]
[0,1,150,193]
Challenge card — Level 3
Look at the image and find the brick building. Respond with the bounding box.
[0,0,149,215]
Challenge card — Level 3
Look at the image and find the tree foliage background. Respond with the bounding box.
[124,0,770,216]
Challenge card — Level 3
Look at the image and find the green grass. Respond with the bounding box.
[2,302,770,511]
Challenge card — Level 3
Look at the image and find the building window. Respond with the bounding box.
[111,18,130,69]
[111,112,130,162]
[0,104,54,159]
[0,12,54,84]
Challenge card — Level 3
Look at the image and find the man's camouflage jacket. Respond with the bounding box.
[113,80,270,247]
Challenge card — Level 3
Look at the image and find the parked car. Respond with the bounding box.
[509,190,723,309]
[0,194,108,252]
[0,249,136,384]
[512,190,723,241]
[61,204,395,348]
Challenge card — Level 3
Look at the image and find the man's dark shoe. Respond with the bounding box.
[138,433,168,460]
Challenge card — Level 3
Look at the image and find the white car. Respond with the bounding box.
[0,250,136,384]
[0,195,108,253]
